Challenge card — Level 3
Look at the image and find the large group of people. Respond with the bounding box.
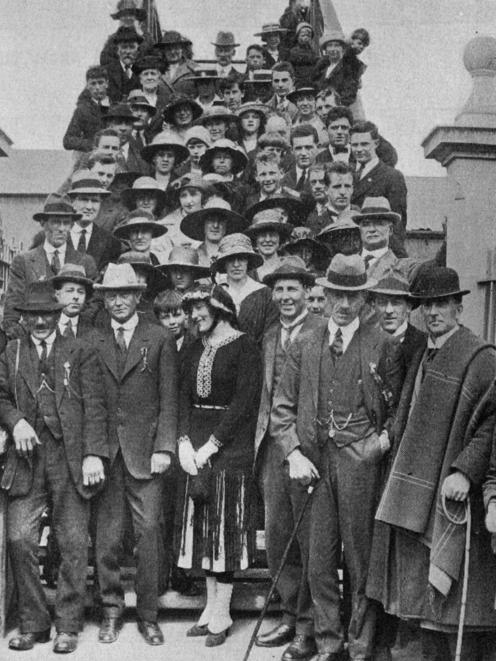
[1,2,495,660]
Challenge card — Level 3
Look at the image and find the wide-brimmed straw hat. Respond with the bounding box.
[263,255,315,288]
[180,197,247,241]
[67,170,110,197]
[184,125,212,147]
[111,0,146,21]
[94,263,147,291]
[352,197,401,225]
[211,233,263,273]
[198,105,238,126]
[244,209,293,241]
[141,131,189,164]
[315,253,377,291]
[283,227,330,264]
[199,139,248,175]
[237,102,270,119]
[33,194,82,223]
[185,68,220,82]
[50,263,94,294]
[162,95,203,125]
[211,31,239,48]
[121,176,168,214]
[157,246,211,279]
[113,209,167,239]
[112,26,144,44]
[409,264,470,301]
[15,281,65,314]
[286,86,318,104]
[254,23,288,38]
[245,196,308,226]
[170,172,210,195]
[118,251,169,292]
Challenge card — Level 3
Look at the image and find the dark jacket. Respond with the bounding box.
[0,335,108,498]
[315,135,398,169]
[63,89,108,152]
[68,223,122,274]
[100,30,155,66]
[106,59,141,104]
[289,42,319,87]
[312,51,361,106]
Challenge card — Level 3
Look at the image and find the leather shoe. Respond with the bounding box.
[137,620,164,646]
[98,616,122,644]
[256,623,296,647]
[9,629,51,651]
[186,623,209,637]
[53,632,78,654]
[282,634,318,660]
[205,627,230,647]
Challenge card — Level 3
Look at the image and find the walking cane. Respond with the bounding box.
[242,482,316,661]
[442,495,471,661]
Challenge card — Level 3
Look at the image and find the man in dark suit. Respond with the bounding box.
[104,104,150,175]
[66,170,122,273]
[92,263,178,646]
[281,124,319,196]
[350,120,407,254]
[3,195,98,340]
[270,254,402,661]
[51,263,97,339]
[255,256,321,661]
[106,26,142,104]
[0,281,107,653]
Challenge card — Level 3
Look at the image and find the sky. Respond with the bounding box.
[1,0,495,175]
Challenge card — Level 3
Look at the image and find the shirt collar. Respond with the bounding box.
[111,313,140,333]
[393,320,408,341]
[280,309,308,331]
[427,324,459,350]
[43,240,67,256]
[360,155,379,177]
[327,316,359,351]
[72,223,93,236]
[59,312,78,328]
[361,246,389,260]
[31,331,57,348]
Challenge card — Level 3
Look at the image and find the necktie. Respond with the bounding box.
[363,254,374,270]
[330,328,343,359]
[63,321,75,339]
[296,168,307,191]
[39,340,48,375]
[421,347,438,381]
[356,162,365,179]
[51,250,60,274]
[115,327,127,353]
[125,65,133,79]
[77,229,87,253]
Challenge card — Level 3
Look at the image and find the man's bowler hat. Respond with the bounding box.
[263,255,315,288]
[15,281,64,314]
[410,264,470,301]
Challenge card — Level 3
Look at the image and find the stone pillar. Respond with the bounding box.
[422,35,496,339]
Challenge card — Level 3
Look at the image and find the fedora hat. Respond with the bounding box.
[50,263,94,294]
[199,139,248,176]
[33,194,82,223]
[185,68,220,82]
[184,125,212,147]
[237,102,270,119]
[180,196,247,241]
[121,176,168,213]
[15,281,64,314]
[315,253,377,291]
[162,95,203,125]
[245,196,309,227]
[118,251,169,291]
[245,209,293,241]
[198,105,238,126]
[182,283,237,318]
[171,172,209,195]
[105,103,135,123]
[155,30,191,48]
[263,254,315,288]
[111,0,146,21]
[212,31,239,48]
[67,170,110,197]
[352,197,401,225]
[113,209,167,239]
[410,264,470,301]
[141,131,189,164]
[319,30,347,49]
[254,23,288,38]
[112,25,144,44]
[369,270,414,299]
[283,226,330,264]
[94,263,147,291]
[286,86,318,104]
[318,214,360,240]
[132,55,165,75]
[158,246,211,278]
[127,90,156,114]
[211,233,263,274]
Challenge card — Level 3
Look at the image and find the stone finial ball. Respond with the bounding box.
[463,35,496,73]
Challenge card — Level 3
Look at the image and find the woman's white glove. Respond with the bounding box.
[178,437,198,476]
[195,438,220,470]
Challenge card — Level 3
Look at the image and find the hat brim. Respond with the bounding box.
[158,262,211,278]
[113,33,144,44]
[314,276,377,292]
[286,89,318,104]
[198,112,238,126]
[186,73,221,82]
[15,302,64,313]
[67,187,110,197]
[50,273,94,291]
[263,270,315,288]
[162,101,203,125]
[141,143,189,165]
[33,211,82,223]
[180,207,248,241]
[199,148,248,176]
[246,197,310,226]
[352,211,401,225]
[93,282,147,291]
[211,41,240,47]
[212,251,263,273]
[245,221,293,241]
[284,238,330,262]
[121,187,169,214]
[113,220,167,239]
[128,99,157,113]
[410,288,471,300]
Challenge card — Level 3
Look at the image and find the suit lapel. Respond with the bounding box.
[308,324,327,409]
[29,247,50,280]
[18,339,38,400]
[120,320,149,380]
[98,332,120,382]
[264,325,279,393]
[54,336,75,408]
[355,161,381,198]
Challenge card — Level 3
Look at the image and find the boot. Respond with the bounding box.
[206,581,233,646]
[187,576,217,636]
